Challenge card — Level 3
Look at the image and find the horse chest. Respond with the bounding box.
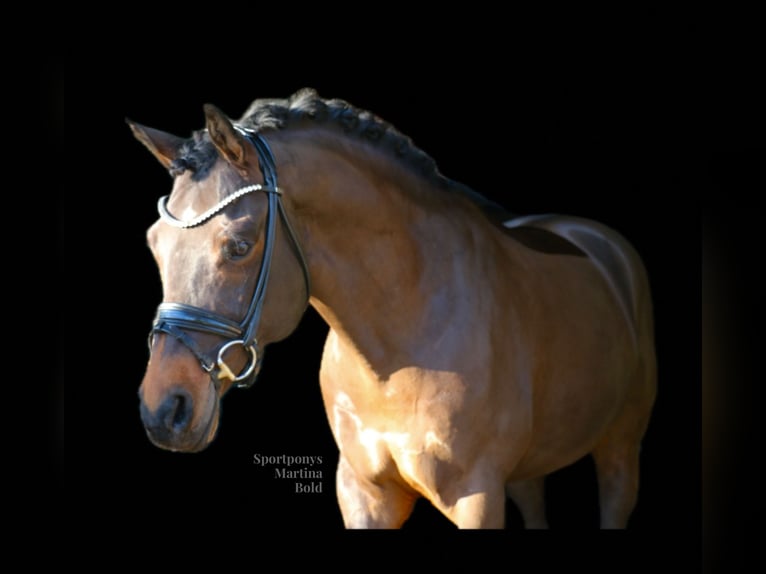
[320,345,457,486]
[328,383,452,477]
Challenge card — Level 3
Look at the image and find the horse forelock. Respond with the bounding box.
[170,131,218,182]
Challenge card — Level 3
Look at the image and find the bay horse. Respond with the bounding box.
[129,88,656,529]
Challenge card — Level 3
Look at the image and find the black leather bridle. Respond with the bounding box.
[150,127,310,390]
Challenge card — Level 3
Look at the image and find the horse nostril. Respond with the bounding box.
[172,394,188,427]
[160,390,193,433]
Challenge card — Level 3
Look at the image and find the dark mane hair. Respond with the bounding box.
[240,88,512,221]
[176,88,513,220]
[241,89,441,182]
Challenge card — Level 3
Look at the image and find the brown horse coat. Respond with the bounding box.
[132,89,656,528]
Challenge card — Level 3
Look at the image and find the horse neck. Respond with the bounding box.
[269,127,514,372]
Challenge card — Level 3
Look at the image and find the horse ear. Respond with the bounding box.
[203,104,248,169]
[126,120,184,169]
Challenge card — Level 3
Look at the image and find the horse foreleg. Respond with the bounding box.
[445,476,507,529]
[505,477,549,528]
[336,456,416,528]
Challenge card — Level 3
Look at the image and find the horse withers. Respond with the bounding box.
[130,89,657,528]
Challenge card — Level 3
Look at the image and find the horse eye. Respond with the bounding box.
[223,238,252,260]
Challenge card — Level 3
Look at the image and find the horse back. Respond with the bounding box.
[503,214,653,343]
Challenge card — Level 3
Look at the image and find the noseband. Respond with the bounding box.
[150,128,310,390]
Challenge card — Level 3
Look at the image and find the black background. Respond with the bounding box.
[52,6,731,567]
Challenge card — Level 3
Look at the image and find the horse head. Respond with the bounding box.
[129,105,309,452]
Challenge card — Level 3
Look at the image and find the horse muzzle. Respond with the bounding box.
[139,384,219,452]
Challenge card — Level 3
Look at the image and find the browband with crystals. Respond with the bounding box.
[157,184,281,229]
